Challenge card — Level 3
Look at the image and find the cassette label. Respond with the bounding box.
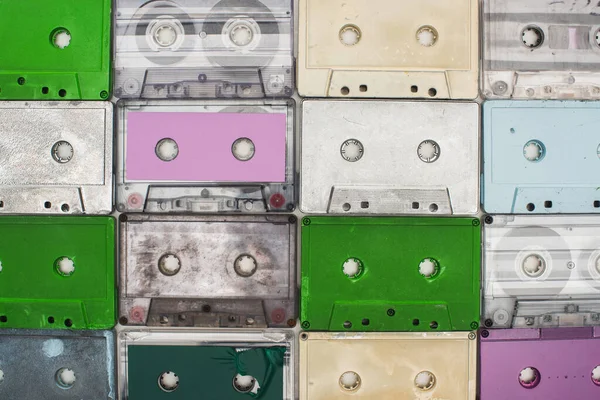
[119,214,297,328]
[300,100,479,215]
[114,0,294,99]
[483,101,600,214]
[299,332,477,400]
[0,216,116,330]
[300,217,481,332]
[483,0,600,99]
[480,327,600,399]
[0,329,115,399]
[297,0,479,99]
[117,100,294,212]
[118,329,293,399]
[483,215,600,329]
[0,102,114,214]
[0,0,111,100]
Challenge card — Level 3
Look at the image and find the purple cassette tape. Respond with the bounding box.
[480,327,600,399]
[116,99,294,212]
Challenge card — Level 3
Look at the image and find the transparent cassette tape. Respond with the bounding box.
[118,329,294,399]
[119,214,297,328]
[0,329,115,399]
[0,102,113,214]
[483,0,600,99]
[300,100,479,215]
[299,331,477,400]
[297,0,479,99]
[116,99,294,213]
[483,215,600,329]
[114,0,294,99]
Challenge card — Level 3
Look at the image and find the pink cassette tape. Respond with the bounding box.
[480,327,600,400]
[116,100,294,213]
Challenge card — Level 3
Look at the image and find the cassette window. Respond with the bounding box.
[300,216,481,332]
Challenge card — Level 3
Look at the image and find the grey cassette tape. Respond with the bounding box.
[483,215,600,329]
[114,0,294,99]
[119,214,297,328]
[0,102,113,214]
[300,100,479,215]
[0,329,115,400]
[483,0,600,99]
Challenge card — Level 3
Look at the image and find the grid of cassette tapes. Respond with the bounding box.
[1,0,600,399]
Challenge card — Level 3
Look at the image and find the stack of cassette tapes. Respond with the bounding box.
[3,0,600,398]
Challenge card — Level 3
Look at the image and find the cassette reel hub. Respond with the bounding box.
[158,371,179,392]
[234,254,258,277]
[231,137,255,161]
[232,374,256,393]
[55,368,76,390]
[54,257,75,277]
[158,253,181,276]
[51,141,74,164]
[340,139,364,162]
[222,18,260,51]
[518,367,541,388]
[419,258,440,278]
[416,26,438,47]
[522,254,546,278]
[592,366,600,386]
[521,26,544,49]
[51,28,71,49]
[342,258,363,279]
[339,371,361,391]
[523,140,545,162]
[155,138,179,162]
[414,371,436,391]
[417,140,441,163]
[339,25,361,46]
[147,17,185,51]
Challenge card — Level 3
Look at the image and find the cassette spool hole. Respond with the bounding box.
[51,141,74,163]
[342,258,363,279]
[155,138,179,162]
[417,140,440,163]
[339,371,361,391]
[55,368,76,389]
[340,139,364,162]
[158,253,181,276]
[519,367,541,388]
[523,140,545,162]
[416,26,438,47]
[339,25,361,46]
[419,258,440,278]
[229,23,255,47]
[50,28,71,49]
[521,26,544,49]
[54,257,75,277]
[234,254,258,277]
[522,254,546,277]
[158,371,179,392]
[414,371,436,391]
[231,138,255,161]
[592,366,600,385]
[233,374,256,393]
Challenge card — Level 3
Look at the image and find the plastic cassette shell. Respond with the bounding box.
[300,100,480,215]
[299,331,477,400]
[118,328,294,400]
[483,215,600,329]
[480,327,600,400]
[297,0,479,99]
[483,0,600,99]
[0,216,116,330]
[300,216,481,332]
[0,102,114,215]
[0,329,116,400]
[113,0,294,99]
[0,0,111,100]
[119,214,297,328]
[483,100,600,214]
[116,99,295,213]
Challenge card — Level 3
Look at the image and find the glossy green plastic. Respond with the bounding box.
[0,0,111,100]
[0,216,116,329]
[300,216,481,332]
[127,345,286,399]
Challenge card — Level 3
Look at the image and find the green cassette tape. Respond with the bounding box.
[0,216,116,329]
[0,0,111,100]
[119,330,293,399]
[300,216,481,332]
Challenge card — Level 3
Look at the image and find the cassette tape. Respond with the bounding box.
[300,100,479,215]
[0,102,113,215]
[118,329,294,399]
[116,99,294,213]
[299,331,477,400]
[119,214,297,328]
[483,215,600,329]
[483,101,600,214]
[0,329,115,400]
[0,216,116,330]
[480,327,600,399]
[114,0,294,99]
[297,0,479,99]
[300,216,481,332]
[0,0,111,100]
[483,0,600,99]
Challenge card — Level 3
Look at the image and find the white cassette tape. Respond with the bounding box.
[297,0,479,99]
[483,215,600,329]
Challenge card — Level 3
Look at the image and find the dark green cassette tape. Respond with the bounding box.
[120,330,293,399]
[0,216,116,329]
[300,216,481,332]
[0,0,111,100]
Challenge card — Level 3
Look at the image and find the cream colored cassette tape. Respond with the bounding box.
[297,0,479,99]
[299,332,477,400]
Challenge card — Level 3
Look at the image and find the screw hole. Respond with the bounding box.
[526,203,535,212]
[359,85,367,92]
[17,77,25,85]
[429,203,438,212]
[0,316,7,323]
[411,85,418,93]
[430,321,438,329]
[48,316,55,324]
[42,87,49,94]
[44,201,52,209]
[361,318,370,326]
[64,319,73,327]
[342,203,351,211]
[387,308,395,317]
[412,318,420,326]
[428,88,437,97]
[341,86,350,95]
[58,89,67,97]
[61,204,70,212]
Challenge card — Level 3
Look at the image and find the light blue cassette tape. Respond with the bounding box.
[483,101,600,214]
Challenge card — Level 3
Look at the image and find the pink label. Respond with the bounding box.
[126,112,287,182]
